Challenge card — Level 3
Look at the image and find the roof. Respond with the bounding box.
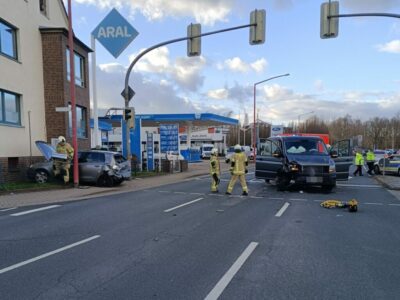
[101,113,238,127]
[39,27,93,53]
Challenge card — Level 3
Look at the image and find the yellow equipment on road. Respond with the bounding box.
[320,199,358,212]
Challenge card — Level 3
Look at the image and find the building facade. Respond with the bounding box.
[0,0,91,183]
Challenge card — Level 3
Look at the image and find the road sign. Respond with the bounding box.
[55,107,71,112]
[92,8,139,58]
[121,86,135,101]
[147,133,154,171]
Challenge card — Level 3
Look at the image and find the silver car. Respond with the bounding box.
[27,141,131,186]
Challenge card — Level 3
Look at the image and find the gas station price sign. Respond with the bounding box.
[160,124,179,152]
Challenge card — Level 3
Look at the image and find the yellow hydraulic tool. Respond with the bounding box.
[320,199,358,212]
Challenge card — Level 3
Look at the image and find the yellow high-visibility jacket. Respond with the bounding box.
[355,153,364,166]
[210,155,220,175]
[56,142,74,160]
[230,152,247,175]
[366,151,375,162]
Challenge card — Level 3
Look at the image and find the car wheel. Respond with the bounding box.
[374,165,380,175]
[35,170,49,184]
[97,174,114,187]
[265,179,270,183]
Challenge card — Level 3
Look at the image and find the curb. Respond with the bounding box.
[374,176,400,191]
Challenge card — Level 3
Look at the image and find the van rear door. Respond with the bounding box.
[331,139,353,180]
[256,139,282,180]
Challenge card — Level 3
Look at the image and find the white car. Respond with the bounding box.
[225,146,254,163]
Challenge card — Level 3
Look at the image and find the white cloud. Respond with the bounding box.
[129,47,170,73]
[341,0,400,12]
[207,88,229,100]
[221,57,268,73]
[376,40,400,53]
[72,0,234,26]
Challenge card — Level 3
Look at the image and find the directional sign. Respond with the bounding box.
[92,8,139,58]
[121,86,135,101]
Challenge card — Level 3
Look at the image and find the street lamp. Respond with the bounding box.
[297,111,314,134]
[253,73,290,160]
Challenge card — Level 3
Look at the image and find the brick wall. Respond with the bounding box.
[41,29,91,151]
[0,156,43,184]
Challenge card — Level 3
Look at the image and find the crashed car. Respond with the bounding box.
[27,141,131,186]
[255,136,352,192]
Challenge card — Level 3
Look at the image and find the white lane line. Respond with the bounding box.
[190,192,204,195]
[289,198,307,201]
[314,200,324,202]
[0,207,18,212]
[269,197,284,200]
[208,194,224,197]
[10,205,61,217]
[204,242,258,300]
[364,202,383,205]
[164,198,204,213]
[174,191,186,194]
[337,184,380,188]
[250,196,263,199]
[389,204,400,206]
[275,202,290,217]
[159,191,170,193]
[0,235,100,275]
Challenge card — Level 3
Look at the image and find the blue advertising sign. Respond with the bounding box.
[147,133,154,171]
[160,124,179,152]
[92,8,139,59]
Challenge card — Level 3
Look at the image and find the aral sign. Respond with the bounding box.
[92,8,139,58]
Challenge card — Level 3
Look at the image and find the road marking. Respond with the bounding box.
[275,202,290,217]
[337,184,380,188]
[289,198,307,201]
[250,196,263,199]
[0,235,100,275]
[174,191,186,194]
[0,207,17,212]
[164,198,204,213]
[389,204,400,206]
[208,194,224,197]
[314,200,324,202]
[190,192,204,195]
[204,242,258,300]
[158,191,170,193]
[269,197,284,200]
[364,202,383,205]
[10,205,61,217]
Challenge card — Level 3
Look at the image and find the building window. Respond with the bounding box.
[0,19,17,59]
[0,89,21,125]
[68,104,87,138]
[39,0,48,16]
[66,48,85,87]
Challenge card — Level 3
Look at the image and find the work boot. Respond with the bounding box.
[242,191,248,196]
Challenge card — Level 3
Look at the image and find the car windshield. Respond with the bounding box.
[203,146,213,151]
[284,139,328,155]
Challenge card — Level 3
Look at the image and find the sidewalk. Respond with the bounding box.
[374,174,400,190]
[0,160,230,209]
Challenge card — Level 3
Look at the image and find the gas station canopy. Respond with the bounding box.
[137,113,238,127]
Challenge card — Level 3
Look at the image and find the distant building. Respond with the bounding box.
[0,0,92,183]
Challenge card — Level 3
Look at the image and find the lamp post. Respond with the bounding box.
[297,111,314,134]
[253,73,290,160]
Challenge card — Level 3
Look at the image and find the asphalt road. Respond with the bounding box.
[1,166,400,299]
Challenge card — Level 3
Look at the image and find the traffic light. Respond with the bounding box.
[249,9,266,45]
[320,1,339,39]
[124,107,135,129]
[187,23,201,56]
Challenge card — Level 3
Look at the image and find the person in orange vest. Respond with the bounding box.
[210,148,220,192]
[226,144,248,196]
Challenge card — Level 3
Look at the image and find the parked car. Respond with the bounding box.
[374,154,400,175]
[200,144,214,159]
[27,141,131,186]
[255,136,352,192]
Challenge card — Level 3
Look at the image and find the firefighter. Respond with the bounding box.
[353,149,364,176]
[54,136,74,184]
[366,149,375,175]
[210,148,220,192]
[226,144,248,196]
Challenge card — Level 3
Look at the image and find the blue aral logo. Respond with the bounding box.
[92,8,139,58]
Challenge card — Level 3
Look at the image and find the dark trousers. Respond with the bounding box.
[353,165,363,176]
[367,162,374,174]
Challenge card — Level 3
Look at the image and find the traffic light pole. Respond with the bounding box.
[123,22,257,161]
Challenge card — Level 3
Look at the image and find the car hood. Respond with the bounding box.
[286,154,330,165]
[35,141,67,161]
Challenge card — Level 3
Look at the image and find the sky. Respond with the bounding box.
[66,0,400,126]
